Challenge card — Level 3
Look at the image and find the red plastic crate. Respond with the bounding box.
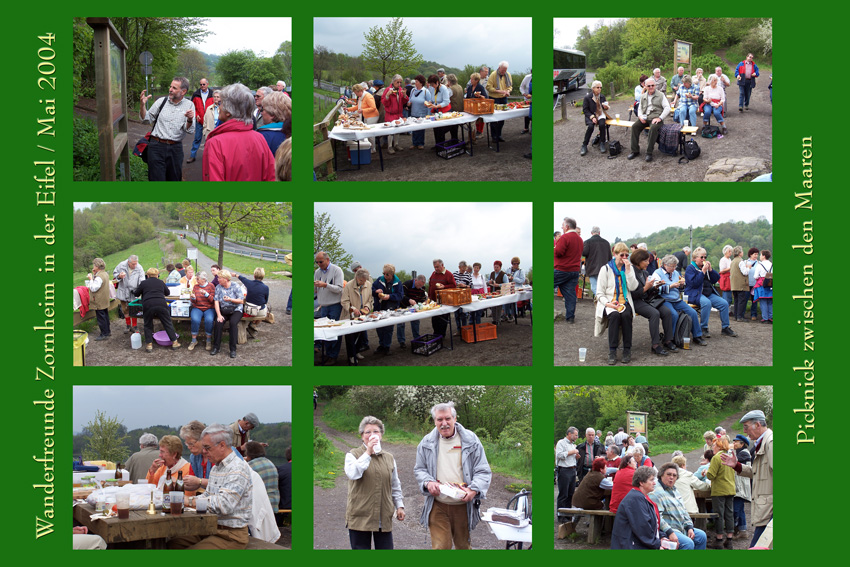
[461,323,498,343]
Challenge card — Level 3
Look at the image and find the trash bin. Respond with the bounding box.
[73,330,88,367]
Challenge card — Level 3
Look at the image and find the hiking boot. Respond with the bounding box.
[600,142,607,153]
[608,350,617,365]
[627,152,639,160]
[693,336,708,346]
[205,338,212,351]
[664,341,679,352]
[622,348,631,363]
[172,340,181,349]
[724,537,734,549]
[580,144,588,156]
[645,153,653,162]
[702,328,711,338]
[736,530,749,540]
[721,326,738,337]
[651,345,668,356]
[709,538,724,549]
[188,340,197,351]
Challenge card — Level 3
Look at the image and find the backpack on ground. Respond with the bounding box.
[678,137,701,164]
[701,125,720,138]
[607,139,622,157]
[665,311,692,348]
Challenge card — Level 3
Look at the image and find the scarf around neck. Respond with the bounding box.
[607,259,628,305]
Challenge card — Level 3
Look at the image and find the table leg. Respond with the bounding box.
[447,315,454,351]
[345,334,356,366]
[377,137,384,171]
[472,316,478,343]
[468,123,474,156]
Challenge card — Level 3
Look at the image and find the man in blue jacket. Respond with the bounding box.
[684,247,737,338]
[372,263,404,355]
[735,53,760,112]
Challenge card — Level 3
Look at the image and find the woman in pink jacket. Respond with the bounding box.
[202,83,275,181]
[382,74,408,154]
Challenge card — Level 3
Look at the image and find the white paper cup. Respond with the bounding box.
[579,348,587,362]
[683,120,689,127]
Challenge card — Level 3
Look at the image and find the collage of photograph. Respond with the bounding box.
[49,12,780,558]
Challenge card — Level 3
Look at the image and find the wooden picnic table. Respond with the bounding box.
[73,502,218,549]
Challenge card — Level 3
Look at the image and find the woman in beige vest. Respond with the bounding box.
[344,416,405,548]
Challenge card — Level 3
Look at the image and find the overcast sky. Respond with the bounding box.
[553,203,772,243]
[315,18,532,73]
[554,18,626,49]
[73,386,291,433]
[189,18,292,56]
[317,202,533,277]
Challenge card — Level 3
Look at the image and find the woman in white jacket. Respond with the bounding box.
[594,242,638,365]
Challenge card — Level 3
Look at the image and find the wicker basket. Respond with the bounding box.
[463,98,494,115]
[436,288,472,306]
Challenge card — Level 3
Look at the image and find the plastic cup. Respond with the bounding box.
[579,348,587,362]
[683,337,691,350]
[683,120,689,128]
[615,114,620,121]
[196,496,208,514]
[116,492,130,519]
[170,491,184,515]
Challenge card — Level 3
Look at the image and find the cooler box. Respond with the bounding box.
[348,140,372,164]
[73,330,88,366]
[170,300,191,317]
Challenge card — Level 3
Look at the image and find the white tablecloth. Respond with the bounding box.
[74,470,129,484]
[314,305,459,341]
[329,113,478,142]
[459,290,533,313]
[480,107,530,123]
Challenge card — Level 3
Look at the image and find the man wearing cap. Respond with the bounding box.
[437,68,448,86]
[721,410,773,547]
[230,413,259,456]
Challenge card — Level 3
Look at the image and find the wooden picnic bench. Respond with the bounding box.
[73,502,218,549]
[558,507,717,543]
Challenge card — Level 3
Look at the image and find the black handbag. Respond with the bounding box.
[219,301,236,315]
[133,97,168,163]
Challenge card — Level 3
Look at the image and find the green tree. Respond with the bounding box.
[82,410,131,464]
[216,49,256,85]
[178,203,290,267]
[314,45,334,82]
[361,18,424,85]
[314,212,353,269]
[275,41,293,85]
[178,48,209,86]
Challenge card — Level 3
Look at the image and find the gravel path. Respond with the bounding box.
[85,240,292,366]
[313,403,529,549]
[554,294,772,366]
[554,79,771,181]
[555,409,756,549]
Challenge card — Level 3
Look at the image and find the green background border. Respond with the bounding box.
[10,5,833,561]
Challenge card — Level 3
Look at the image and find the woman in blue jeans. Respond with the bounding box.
[406,74,432,149]
[651,255,707,346]
[189,272,216,351]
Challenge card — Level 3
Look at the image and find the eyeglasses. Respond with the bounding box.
[619,253,629,258]
[697,255,707,259]
[254,94,261,99]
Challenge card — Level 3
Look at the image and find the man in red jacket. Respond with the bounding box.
[188,78,215,163]
[555,217,583,323]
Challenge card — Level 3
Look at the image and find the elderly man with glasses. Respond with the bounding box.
[684,247,737,338]
[314,251,346,365]
[172,424,254,549]
[627,77,670,162]
[188,78,214,163]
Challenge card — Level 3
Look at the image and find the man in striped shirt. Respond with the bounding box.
[453,261,473,333]
[175,423,253,549]
[140,76,195,181]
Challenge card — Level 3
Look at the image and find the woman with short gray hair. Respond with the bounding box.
[610,466,665,549]
[257,91,290,156]
[344,415,405,548]
[581,80,610,156]
[651,254,706,347]
[202,82,275,181]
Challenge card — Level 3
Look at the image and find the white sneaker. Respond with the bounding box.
[388,147,395,154]
[356,353,365,360]
[395,145,404,152]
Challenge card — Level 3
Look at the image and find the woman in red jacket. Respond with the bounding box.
[383,74,408,154]
[608,454,637,515]
[202,83,275,181]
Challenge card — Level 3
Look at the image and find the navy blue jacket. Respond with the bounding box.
[684,263,720,303]
[610,488,661,549]
[238,275,270,310]
[372,275,403,310]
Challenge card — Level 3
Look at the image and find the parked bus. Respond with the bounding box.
[554,48,587,97]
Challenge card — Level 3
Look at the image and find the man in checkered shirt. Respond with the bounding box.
[172,423,253,549]
[140,76,195,181]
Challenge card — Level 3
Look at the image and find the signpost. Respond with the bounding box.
[140,51,153,94]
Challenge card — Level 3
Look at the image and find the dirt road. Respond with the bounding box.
[313,404,529,549]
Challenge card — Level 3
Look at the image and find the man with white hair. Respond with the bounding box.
[486,61,512,143]
[722,410,773,548]
[627,77,669,162]
[577,427,605,484]
[436,68,447,85]
[315,251,345,365]
[555,217,583,323]
[653,68,667,93]
[275,80,286,92]
[581,80,610,156]
[253,86,273,129]
[428,259,456,339]
[139,76,195,181]
[684,247,737,338]
[714,66,731,92]
[229,412,261,456]
[674,246,691,274]
[125,433,160,483]
[670,66,685,94]
[414,402,491,549]
[173,423,254,549]
[582,226,612,297]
